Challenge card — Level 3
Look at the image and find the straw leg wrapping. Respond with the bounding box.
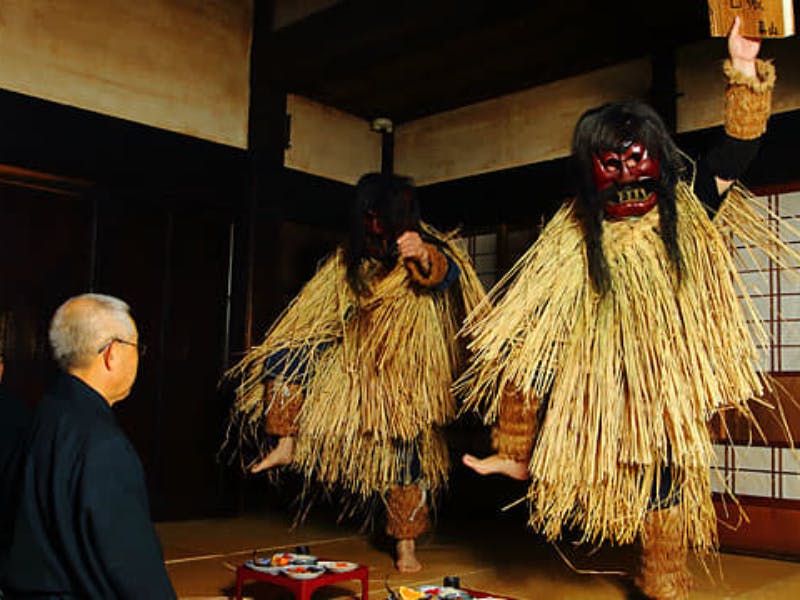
[635,506,691,600]
[264,379,304,437]
[385,483,430,540]
[491,384,537,462]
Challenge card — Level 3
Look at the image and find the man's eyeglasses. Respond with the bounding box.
[97,338,147,357]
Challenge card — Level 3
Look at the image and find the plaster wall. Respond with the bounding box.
[0,0,252,148]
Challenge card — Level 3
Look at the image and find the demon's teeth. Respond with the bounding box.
[616,188,648,203]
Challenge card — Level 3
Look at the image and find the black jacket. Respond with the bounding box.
[3,374,175,599]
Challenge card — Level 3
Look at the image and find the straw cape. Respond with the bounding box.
[457,180,798,554]
[229,223,485,500]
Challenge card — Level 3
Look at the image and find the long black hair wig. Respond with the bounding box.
[572,101,686,295]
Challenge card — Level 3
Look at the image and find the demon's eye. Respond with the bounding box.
[625,152,642,167]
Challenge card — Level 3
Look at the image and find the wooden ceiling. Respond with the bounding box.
[261,0,710,124]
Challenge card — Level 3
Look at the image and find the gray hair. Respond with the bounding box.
[49,293,135,370]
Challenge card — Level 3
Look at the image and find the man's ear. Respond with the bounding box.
[100,343,114,370]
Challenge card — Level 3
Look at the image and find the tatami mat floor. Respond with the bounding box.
[159,509,800,600]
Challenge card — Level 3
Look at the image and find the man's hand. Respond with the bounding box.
[729,16,760,78]
[397,231,430,273]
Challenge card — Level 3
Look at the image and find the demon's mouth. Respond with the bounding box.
[603,182,658,219]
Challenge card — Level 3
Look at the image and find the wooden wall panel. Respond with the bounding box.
[711,374,800,446]
[0,179,93,404]
[93,193,235,519]
[716,497,800,558]
[1,170,243,520]
[93,194,170,496]
[247,219,343,355]
[158,204,233,518]
[710,374,800,557]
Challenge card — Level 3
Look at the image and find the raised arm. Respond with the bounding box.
[398,231,456,289]
[728,15,760,79]
[713,16,775,197]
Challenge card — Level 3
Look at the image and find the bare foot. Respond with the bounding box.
[462,453,529,480]
[395,539,422,573]
[250,436,295,473]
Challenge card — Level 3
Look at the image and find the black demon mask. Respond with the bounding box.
[346,173,420,294]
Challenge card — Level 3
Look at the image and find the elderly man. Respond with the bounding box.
[2,294,175,599]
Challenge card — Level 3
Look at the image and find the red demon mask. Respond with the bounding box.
[592,140,660,219]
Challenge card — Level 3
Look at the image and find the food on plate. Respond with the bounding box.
[318,560,359,573]
[281,564,325,580]
[286,566,311,574]
[271,554,293,567]
[416,586,474,600]
[399,586,428,600]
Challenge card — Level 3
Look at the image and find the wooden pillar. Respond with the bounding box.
[229,1,287,363]
[497,222,511,274]
[650,47,679,133]
[381,129,395,175]
[373,117,395,176]
[225,0,288,513]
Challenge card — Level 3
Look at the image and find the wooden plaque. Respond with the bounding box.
[708,0,795,38]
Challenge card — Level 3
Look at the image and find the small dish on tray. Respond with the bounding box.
[245,559,282,575]
[318,560,359,573]
[281,564,325,580]
[269,552,318,566]
[418,586,472,600]
[439,591,472,600]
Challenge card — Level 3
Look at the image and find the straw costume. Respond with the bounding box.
[459,32,791,600]
[228,173,484,572]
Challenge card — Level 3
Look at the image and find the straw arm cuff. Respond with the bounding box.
[723,58,775,140]
[407,244,449,287]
